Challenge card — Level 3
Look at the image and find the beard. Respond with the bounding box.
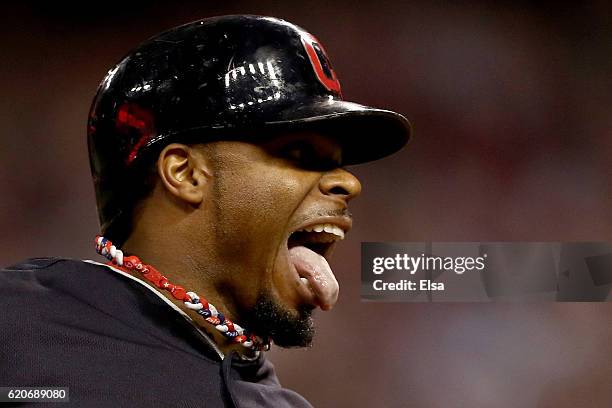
[241,291,315,348]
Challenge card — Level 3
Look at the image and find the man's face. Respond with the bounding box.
[201,132,361,347]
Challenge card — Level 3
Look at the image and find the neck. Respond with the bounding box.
[118,232,263,360]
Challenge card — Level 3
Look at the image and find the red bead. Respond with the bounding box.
[206,317,220,325]
[235,335,247,343]
[171,286,186,300]
[143,270,162,286]
[225,321,235,332]
[122,256,139,269]
[158,277,169,288]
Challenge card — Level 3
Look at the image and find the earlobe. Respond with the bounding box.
[157,143,209,205]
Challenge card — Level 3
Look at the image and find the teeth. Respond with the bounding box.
[297,223,345,239]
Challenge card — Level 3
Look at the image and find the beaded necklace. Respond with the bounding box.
[94,235,270,352]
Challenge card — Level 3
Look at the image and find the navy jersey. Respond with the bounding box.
[0,258,313,408]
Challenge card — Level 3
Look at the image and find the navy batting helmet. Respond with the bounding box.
[87,15,412,240]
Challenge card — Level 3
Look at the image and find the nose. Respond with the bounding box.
[319,168,362,202]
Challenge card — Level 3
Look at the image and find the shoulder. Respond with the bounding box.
[0,257,225,361]
[0,257,145,320]
[1,257,109,308]
[0,257,218,351]
[0,256,150,342]
[0,257,227,405]
[1,256,113,290]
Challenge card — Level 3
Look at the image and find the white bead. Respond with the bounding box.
[243,341,253,348]
[208,304,218,317]
[184,302,203,310]
[216,324,229,333]
[115,250,123,266]
[233,324,244,336]
[110,246,117,257]
[97,237,104,245]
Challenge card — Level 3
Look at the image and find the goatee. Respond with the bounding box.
[242,293,315,348]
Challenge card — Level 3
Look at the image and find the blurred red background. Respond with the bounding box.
[1,1,611,406]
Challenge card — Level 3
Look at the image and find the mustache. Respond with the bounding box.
[318,208,352,218]
[297,208,352,223]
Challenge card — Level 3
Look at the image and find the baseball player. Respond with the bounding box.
[0,15,411,407]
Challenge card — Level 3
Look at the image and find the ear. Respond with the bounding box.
[156,143,211,205]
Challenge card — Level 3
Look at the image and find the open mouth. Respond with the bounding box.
[287,223,345,259]
[284,222,347,311]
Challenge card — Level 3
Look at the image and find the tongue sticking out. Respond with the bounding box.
[288,246,339,310]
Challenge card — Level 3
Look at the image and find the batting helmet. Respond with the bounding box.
[87,15,412,241]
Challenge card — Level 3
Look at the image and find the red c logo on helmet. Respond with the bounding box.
[300,34,342,96]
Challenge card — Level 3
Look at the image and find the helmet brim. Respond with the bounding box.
[265,97,412,165]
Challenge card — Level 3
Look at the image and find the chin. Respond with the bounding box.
[243,292,316,348]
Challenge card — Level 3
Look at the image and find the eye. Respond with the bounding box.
[282,142,315,163]
[280,141,340,170]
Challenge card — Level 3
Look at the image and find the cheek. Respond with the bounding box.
[213,166,315,261]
